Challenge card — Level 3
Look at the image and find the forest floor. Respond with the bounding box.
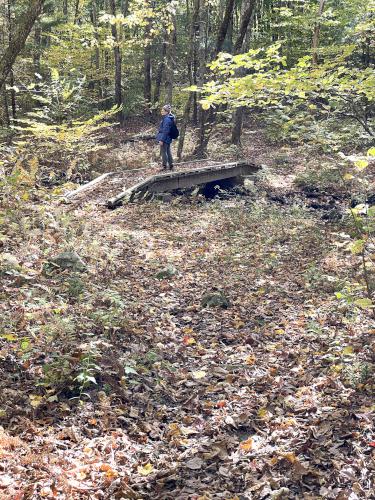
[1,122,375,499]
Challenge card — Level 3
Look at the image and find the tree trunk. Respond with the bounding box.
[312,0,326,66]
[121,0,130,16]
[233,0,257,54]
[0,0,45,92]
[216,0,235,54]
[0,89,10,127]
[177,93,193,159]
[231,0,258,145]
[165,11,177,104]
[195,0,237,156]
[7,0,16,120]
[144,42,152,113]
[153,39,167,108]
[63,0,68,17]
[191,0,201,125]
[33,22,42,74]
[109,0,123,124]
[74,0,80,24]
[143,0,155,115]
[90,0,102,99]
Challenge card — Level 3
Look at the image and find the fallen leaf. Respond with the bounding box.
[137,463,154,476]
[29,394,43,408]
[186,457,203,470]
[281,452,297,463]
[240,437,253,452]
[183,336,196,345]
[192,370,206,379]
[245,355,256,366]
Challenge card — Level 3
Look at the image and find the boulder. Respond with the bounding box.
[49,252,87,272]
[155,265,177,280]
[201,292,230,309]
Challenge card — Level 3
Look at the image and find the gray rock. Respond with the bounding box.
[155,265,177,280]
[50,252,87,272]
[201,292,230,309]
[0,253,21,273]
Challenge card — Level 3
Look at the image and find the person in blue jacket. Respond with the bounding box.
[156,104,175,170]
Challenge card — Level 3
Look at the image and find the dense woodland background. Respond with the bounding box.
[0,0,373,159]
[0,1,375,498]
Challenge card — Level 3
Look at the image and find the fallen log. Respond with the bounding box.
[64,172,114,200]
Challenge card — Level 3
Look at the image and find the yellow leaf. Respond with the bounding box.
[343,173,354,180]
[183,336,196,345]
[21,192,30,201]
[192,370,206,379]
[281,452,297,463]
[275,329,284,335]
[29,395,43,408]
[245,355,256,366]
[240,437,253,452]
[258,407,269,419]
[0,334,17,341]
[331,364,343,373]
[342,346,354,355]
[137,463,154,476]
[233,318,245,329]
[201,101,211,111]
[354,159,368,170]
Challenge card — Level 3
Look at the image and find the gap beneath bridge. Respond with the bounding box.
[107,161,261,207]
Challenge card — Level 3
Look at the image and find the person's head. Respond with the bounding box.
[161,104,172,116]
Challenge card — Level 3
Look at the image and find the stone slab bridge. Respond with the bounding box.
[65,160,261,208]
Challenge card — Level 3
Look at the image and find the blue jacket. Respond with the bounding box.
[156,114,175,144]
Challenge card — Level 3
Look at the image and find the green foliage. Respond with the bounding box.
[11,105,118,183]
[336,148,375,316]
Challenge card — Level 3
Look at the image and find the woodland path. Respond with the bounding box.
[1,134,374,499]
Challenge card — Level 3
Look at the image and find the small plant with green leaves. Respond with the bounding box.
[73,344,102,400]
[336,147,375,318]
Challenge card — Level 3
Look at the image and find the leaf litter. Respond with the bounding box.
[0,141,375,499]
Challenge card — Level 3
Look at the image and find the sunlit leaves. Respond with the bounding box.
[354,159,368,170]
[350,239,365,254]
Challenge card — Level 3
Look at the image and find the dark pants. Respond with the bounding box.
[160,142,173,169]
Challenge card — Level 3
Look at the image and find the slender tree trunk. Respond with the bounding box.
[7,0,16,120]
[0,0,45,92]
[165,10,177,104]
[121,0,130,16]
[231,0,258,145]
[177,93,193,159]
[177,0,200,156]
[312,0,326,66]
[216,0,235,54]
[195,0,237,156]
[191,0,200,125]
[143,0,155,116]
[0,90,10,127]
[109,0,123,124]
[233,0,257,54]
[74,0,80,24]
[90,0,102,99]
[63,0,68,17]
[144,42,152,113]
[153,39,167,107]
[33,22,42,74]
